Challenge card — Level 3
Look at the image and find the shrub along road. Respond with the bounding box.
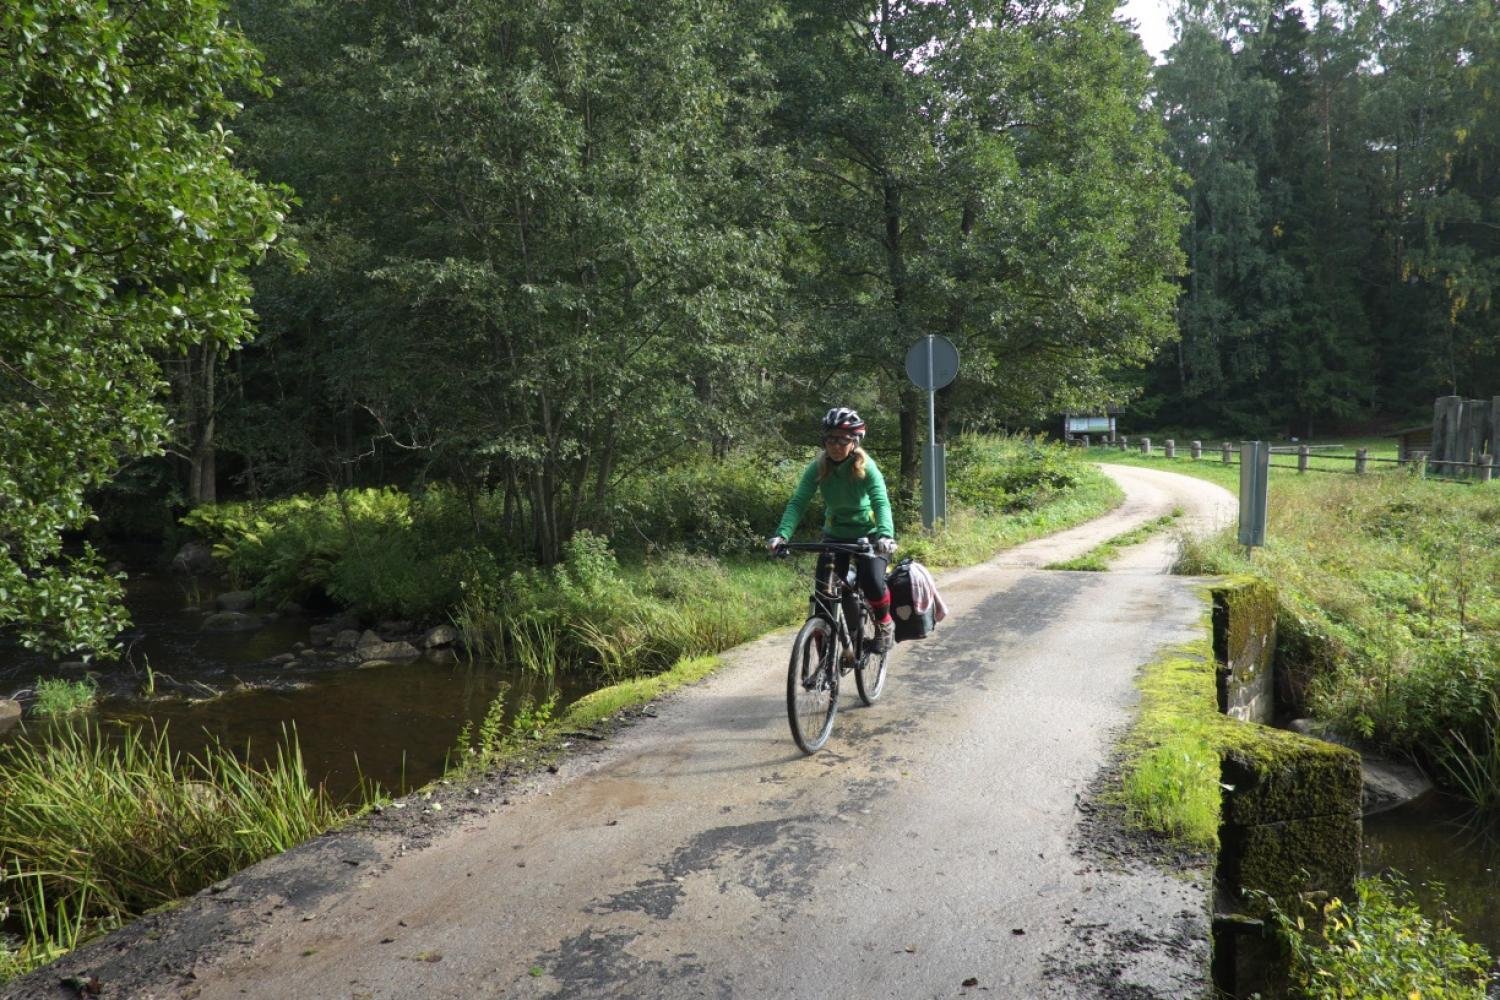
[9,466,1235,1000]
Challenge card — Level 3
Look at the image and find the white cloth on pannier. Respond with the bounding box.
[905,560,947,623]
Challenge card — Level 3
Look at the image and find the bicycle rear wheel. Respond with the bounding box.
[787,616,839,753]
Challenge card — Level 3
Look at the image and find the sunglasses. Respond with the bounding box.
[824,435,858,446]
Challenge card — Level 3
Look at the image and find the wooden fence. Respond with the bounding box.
[1068,435,1495,483]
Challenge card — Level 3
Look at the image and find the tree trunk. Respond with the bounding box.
[898,392,920,510]
[184,343,218,505]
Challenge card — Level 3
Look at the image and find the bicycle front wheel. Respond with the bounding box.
[855,642,889,705]
[787,617,839,753]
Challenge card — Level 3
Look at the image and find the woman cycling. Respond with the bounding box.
[768,407,897,652]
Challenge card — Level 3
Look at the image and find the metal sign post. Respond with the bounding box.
[1238,441,1269,549]
[904,335,959,530]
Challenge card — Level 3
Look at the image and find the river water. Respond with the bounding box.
[1363,793,1500,962]
[0,572,598,802]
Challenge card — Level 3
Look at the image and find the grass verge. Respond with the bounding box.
[1043,508,1184,571]
[1115,619,1224,848]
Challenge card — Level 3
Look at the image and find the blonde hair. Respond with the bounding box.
[818,446,868,482]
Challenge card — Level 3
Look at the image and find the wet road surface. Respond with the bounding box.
[7,465,1234,1000]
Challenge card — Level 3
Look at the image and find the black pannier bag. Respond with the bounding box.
[886,557,935,642]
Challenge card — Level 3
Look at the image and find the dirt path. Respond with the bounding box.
[7,465,1236,1000]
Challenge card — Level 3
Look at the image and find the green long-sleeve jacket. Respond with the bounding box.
[775,453,895,541]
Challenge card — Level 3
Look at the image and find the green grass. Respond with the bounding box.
[1044,508,1184,571]
[1093,443,1500,807]
[29,678,97,719]
[0,723,350,985]
[1116,630,1226,848]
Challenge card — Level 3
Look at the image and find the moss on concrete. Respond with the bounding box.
[1208,578,1362,922]
[1219,813,1360,916]
[1123,577,1362,922]
[1218,727,1362,828]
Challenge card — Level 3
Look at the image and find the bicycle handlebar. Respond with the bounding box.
[773,539,876,559]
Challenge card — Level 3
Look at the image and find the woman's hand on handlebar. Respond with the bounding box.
[767,535,787,557]
[875,537,897,557]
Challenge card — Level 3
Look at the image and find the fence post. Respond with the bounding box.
[1118,435,1129,451]
[1355,448,1368,475]
[1298,445,1309,473]
[1222,442,1233,464]
[1191,440,1202,460]
[1411,450,1428,478]
[1141,437,1152,456]
[1080,434,1090,449]
[1481,454,1494,484]
[1165,439,1176,459]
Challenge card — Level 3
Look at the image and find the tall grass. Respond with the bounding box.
[1105,447,1500,807]
[0,723,347,983]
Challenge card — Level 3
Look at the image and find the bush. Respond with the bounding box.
[181,487,497,618]
[601,456,797,556]
[948,434,1082,515]
[1270,874,1492,999]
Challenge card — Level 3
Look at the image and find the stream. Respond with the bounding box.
[0,570,599,802]
[1363,793,1500,962]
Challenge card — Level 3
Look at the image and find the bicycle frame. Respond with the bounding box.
[776,538,889,753]
[781,539,879,669]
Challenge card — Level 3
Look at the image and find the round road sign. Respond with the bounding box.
[905,336,959,391]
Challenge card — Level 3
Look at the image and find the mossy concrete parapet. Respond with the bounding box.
[1209,579,1362,917]
[1213,576,1276,723]
[1208,578,1363,998]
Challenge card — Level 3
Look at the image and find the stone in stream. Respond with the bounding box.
[271,653,297,665]
[356,640,420,662]
[0,698,20,734]
[1287,718,1433,816]
[423,624,459,649]
[1360,755,1433,817]
[202,612,261,632]
[332,629,363,650]
[215,590,256,613]
[171,541,217,576]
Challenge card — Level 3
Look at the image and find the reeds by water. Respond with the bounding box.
[0,722,346,983]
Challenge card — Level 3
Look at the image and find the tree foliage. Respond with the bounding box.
[4,0,1187,649]
[1148,0,1500,434]
[0,0,288,654]
[770,0,1184,497]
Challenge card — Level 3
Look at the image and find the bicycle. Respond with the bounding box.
[772,538,891,753]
